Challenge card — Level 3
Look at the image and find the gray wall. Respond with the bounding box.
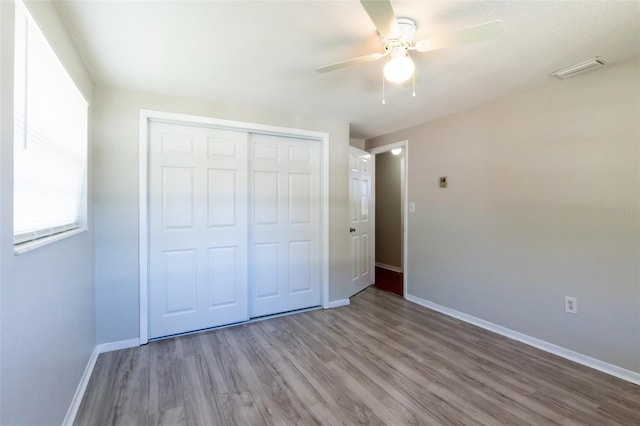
[366,58,640,373]
[0,1,96,424]
[349,138,365,150]
[94,86,353,344]
[375,151,402,269]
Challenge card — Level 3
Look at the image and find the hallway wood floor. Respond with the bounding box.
[373,266,403,296]
[75,287,640,425]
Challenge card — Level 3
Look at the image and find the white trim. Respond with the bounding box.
[139,109,330,342]
[402,142,408,297]
[326,298,350,308]
[96,338,140,354]
[321,124,330,309]
[139,112,149,344]
[63,338,141,425]
[375,262,403,273]
[141,109,328,141]
[13,227,87,255]
[369,141,407,155]
[369,152,376,286]
[368,140,409,297]
[62,346,99,426]
[406,293,640,386]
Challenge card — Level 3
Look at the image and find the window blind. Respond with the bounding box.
[13,0,88,245]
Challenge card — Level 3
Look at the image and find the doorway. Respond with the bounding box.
[370,141,407,297]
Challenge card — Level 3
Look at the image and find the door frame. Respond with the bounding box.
[369,140,409,297]
[138,109,330,344]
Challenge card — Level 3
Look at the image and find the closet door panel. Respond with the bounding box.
[149,123,248,339]
[249,134,322,317]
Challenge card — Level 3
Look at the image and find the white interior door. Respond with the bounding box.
[148,122,248,338]
[349,147,373,289]
[249,134,322,317]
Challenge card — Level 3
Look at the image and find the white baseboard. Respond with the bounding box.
[405,293,640,386]
[327,298,350,308]
[375,262,402,273]
[96,338,140,354]
[63,338,141,425]
[62,346,99,426]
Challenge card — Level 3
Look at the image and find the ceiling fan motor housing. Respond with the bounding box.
[384,18,417,57]
[397,17,417,42]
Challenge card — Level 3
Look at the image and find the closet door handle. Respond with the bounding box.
[349,227,356,233]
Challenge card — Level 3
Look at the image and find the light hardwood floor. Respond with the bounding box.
[75,287,640,425]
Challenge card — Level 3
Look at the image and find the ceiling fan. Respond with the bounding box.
[316,0,504,84]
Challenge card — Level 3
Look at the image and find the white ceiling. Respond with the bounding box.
[54,0,640,139]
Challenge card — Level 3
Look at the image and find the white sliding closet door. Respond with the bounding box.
[249,134,322,317]
[148,122,248,339]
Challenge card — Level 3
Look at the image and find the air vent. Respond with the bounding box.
[550,57,606,79]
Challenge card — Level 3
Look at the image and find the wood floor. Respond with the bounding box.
[374,266,403,296]
[75,287,640,425]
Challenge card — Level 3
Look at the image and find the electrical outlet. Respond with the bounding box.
[564,296,578,314]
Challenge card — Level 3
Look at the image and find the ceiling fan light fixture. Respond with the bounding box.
[383,56,414,83]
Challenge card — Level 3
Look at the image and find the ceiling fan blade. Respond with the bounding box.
[360,0,400,38]
[414,20,504,53]
[315,52,387,73]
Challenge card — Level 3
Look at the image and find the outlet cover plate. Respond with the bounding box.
[564,296,578,314]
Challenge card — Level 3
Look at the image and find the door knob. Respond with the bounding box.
[349,227,356,233]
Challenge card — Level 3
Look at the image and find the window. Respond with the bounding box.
[13,0,88,249]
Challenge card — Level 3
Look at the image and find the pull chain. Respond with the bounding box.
[382,70,416,102]
[382,72,386,104]
[412,71,416,97]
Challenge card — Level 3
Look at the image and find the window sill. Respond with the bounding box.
[14,227,88,255]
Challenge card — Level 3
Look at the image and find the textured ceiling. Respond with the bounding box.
[55,0,640,139]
